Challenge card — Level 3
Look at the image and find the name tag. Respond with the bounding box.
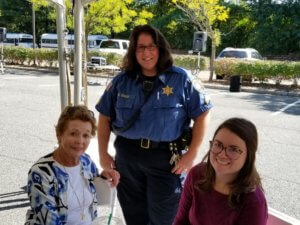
[118,93,130,99]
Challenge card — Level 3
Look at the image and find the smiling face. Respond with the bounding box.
[135,33,159,76]
[57,119,92,163]
[210,128,247,181]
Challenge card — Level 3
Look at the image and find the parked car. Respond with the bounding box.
[87,56,120,76]
[216,47,263,60]
[98,39,129,55]
[87,56,107,70]
[215,47,263,79]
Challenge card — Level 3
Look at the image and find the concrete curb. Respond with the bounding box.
[4,65,300,97]
[202,82,300,97]
[5,64,58,73]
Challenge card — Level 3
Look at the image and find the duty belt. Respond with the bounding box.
[117,136,169,150]
[116,135,188,151]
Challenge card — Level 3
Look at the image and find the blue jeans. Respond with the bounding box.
[114,136,186,225]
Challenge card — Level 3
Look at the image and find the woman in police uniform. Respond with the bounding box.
[95,24,213,225]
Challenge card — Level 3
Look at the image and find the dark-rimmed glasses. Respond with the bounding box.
[136,44,158,53]
[209,140,244,160]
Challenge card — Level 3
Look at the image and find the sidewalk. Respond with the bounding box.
[196,70,300,97]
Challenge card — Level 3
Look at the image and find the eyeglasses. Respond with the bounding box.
[209,140,244,160]
[136,44,158,53]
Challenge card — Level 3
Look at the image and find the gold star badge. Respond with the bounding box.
[162,85,173,96]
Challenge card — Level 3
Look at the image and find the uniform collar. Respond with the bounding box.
[158,73,167,85]
[135,71,167,85]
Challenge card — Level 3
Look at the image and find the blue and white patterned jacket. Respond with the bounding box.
[25,152,99,225]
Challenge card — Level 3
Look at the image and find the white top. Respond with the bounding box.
[64,165,93,225]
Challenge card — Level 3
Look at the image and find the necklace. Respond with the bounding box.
[63,166,86,220]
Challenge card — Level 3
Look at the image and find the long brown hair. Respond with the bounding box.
[122,24,173,77]
[196,117,262,209]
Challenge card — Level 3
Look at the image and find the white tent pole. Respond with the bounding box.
[74,0,84,105]
[56,4,68,110]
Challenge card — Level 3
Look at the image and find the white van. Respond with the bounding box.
[3,33,34,48]
[98,39,129,55]
[40,33,107,49]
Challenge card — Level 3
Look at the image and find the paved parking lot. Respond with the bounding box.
[0,68,299,224]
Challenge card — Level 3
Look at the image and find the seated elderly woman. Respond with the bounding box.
[173,117,268,225]
[25,105,120,225]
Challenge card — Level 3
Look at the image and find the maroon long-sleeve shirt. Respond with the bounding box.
[173,163,268,225]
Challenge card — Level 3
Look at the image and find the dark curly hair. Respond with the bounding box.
[122,24,173,77]
[196,117,262,209]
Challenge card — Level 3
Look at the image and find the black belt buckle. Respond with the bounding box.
[140,139,150,149]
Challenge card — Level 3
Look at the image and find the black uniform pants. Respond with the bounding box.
[114,136,186,225]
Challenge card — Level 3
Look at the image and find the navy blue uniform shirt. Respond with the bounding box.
[95,66,213,142]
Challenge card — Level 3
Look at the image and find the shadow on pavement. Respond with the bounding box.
[0,185,29,211]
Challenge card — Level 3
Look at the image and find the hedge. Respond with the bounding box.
[5,47,299,83]
[3,46,209,71]
[215,58,300,83]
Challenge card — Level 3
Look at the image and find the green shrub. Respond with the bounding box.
[3,46,18,64]
[215,58,238,78]
[215,59,298,82]
[173,54,208,71]
[294,62,300,78]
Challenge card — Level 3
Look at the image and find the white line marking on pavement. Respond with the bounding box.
[39,84,58,87]
[271,100,300,116]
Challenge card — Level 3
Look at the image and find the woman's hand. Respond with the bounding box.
[101,169,120,187]
[100,153,116,171]
[171,151,196,174]
[172,112,211,174]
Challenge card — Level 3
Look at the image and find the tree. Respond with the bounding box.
[0,0,32,32]
[172,0,229,81]
[30,0,153,37]
[29,0,153,105]
[148,1,195,50]
[249,0,300,55]
[84,0,152,38]
[216,3,256,53]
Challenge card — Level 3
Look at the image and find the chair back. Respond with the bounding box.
[94,176,115,206]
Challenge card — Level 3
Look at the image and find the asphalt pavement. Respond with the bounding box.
[5,64,300,97]
[1,66,299,225]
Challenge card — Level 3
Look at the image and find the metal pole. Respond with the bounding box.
[198,51,201,72]
[57,5,68,111]
[32,3,36,65]
[0,43,4,74]
[74,0,83,105]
